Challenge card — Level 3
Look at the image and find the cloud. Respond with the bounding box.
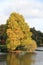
[1,0,43,18]
[0,0,43,18]
[0,0,43,32]
[26,18,43,31]
[0,15,8,24]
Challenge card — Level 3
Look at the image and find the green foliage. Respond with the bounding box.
[0,24,7,45]
[0,24,7,52]
[30,27,43,47]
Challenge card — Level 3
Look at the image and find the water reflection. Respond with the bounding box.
[0,53,7,65]
[0,51,43,65]
[6,52,36,65]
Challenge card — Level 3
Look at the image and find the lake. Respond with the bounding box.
[0,47,43,65]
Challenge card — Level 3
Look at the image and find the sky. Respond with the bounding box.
[0,0,43,32]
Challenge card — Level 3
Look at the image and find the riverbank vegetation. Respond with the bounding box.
[30,27,43,47]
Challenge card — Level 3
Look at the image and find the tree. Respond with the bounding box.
[0,24,7,45]
[30,27,43,47]
[6,12,37,52]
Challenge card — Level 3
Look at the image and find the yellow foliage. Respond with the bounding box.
[21,38,37,52]
[6,38,20,51]
[6,12,37,51]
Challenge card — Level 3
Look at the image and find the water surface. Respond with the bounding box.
[0,47,43,65]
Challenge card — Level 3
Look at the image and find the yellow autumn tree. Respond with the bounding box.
[6,12,37,52]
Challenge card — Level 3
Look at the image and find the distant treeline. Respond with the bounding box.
[30,27,43,47]
[0,24,7,45]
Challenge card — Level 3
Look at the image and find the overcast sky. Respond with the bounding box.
[0,0,43,32]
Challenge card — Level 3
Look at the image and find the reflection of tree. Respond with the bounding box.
[7,53,19,65]
[6,53,35,65]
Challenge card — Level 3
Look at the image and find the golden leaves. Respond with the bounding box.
[6,12,37,51]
